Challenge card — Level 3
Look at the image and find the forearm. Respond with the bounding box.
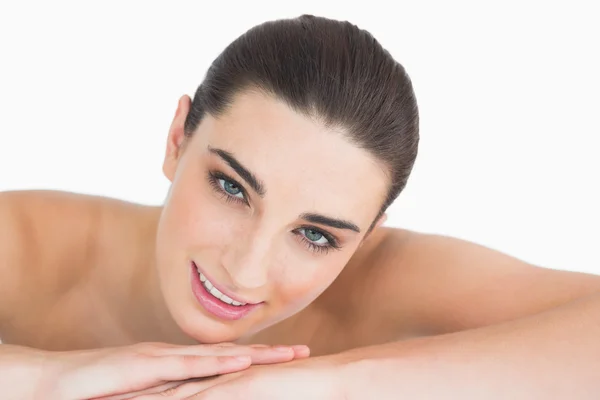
[0,344,51,399]
[338,292,600,399]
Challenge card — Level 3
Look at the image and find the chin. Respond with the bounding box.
[186,325,242,344]
[167,301,244,344]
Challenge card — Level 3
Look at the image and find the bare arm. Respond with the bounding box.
[0,191,309,398]
[341,290,600,398]
[338,229,600,398]
[0,191,25,335]
[373,229,600,336]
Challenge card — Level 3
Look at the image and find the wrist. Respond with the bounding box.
[0,345,58,399]
[32,349,62,399]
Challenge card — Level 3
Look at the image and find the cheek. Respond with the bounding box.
[162,175,244,254]
[271,251,349,308]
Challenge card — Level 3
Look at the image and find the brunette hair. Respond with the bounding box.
[184,14,419,223]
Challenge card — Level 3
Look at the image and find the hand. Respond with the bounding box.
[32,342,308,400]
[126,355,346,400]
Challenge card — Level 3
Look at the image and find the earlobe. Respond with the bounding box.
[163,95,192,182]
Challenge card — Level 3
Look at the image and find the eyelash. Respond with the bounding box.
[294,227,341,255]
[207,171,249,205]
[207,170,342,255]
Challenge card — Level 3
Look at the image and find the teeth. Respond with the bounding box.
[199,272,246,307]
[220,293,235,304]
[209,286,223,299]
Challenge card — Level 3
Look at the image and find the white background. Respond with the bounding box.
[0,1,598,274]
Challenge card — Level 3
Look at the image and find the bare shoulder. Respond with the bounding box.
[359,227,600,336]
[0,190,137,332]
[0,190,106,256]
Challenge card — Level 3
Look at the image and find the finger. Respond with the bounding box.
[153,343,285,356]
[142,342,236,355]
[129,376,238,400]
[183,374,244,400]
[129,381,206,399]
[184,380,238,400]
[291,345,310,358]
[133,342,188,353]
[100,380,194,399]
[155,344,296,364]
[249,343,310,358]
[247,343,310,359]
[147,355,251,382]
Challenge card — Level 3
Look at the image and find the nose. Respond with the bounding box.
[221,230,273,289]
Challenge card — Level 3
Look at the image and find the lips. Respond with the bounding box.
[190,261,262,321]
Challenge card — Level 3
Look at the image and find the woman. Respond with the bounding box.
[1,14,599,399]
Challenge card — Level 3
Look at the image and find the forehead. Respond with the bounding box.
[191,91,389,228]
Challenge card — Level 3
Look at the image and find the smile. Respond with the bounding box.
[190,261,262,321]
[199,271,247,306]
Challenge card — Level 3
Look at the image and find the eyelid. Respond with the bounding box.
[295,231,342,255]
[297,225,341,249]
[208,171,250,204]
[208,171,342,253]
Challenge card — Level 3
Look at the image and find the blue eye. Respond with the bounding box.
[219,178,243,198]
[208,171,247,204]
[300,228,330,246]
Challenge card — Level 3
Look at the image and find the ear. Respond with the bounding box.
[163,95,192,182]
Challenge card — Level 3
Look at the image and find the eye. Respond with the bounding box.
[294,227,341,255]
[218,178,244,199]
[299,228,330,246]
[207,171,248,204]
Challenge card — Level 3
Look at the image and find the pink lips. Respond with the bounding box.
[190,262,262,321]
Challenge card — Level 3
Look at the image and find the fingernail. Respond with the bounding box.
[292,345,310,354]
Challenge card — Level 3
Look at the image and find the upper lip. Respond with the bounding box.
[194,262,262,305]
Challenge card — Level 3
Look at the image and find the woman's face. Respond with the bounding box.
[155,91,389,343]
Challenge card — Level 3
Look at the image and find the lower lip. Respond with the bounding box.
[190,262,261,321]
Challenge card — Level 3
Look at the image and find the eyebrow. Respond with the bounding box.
[300,213,361,233]
[208,146,360,233]
[208,146,266,196]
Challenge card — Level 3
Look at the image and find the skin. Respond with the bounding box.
[0,90,391,352]
[1,90,600,398]
[156,90,389,346]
